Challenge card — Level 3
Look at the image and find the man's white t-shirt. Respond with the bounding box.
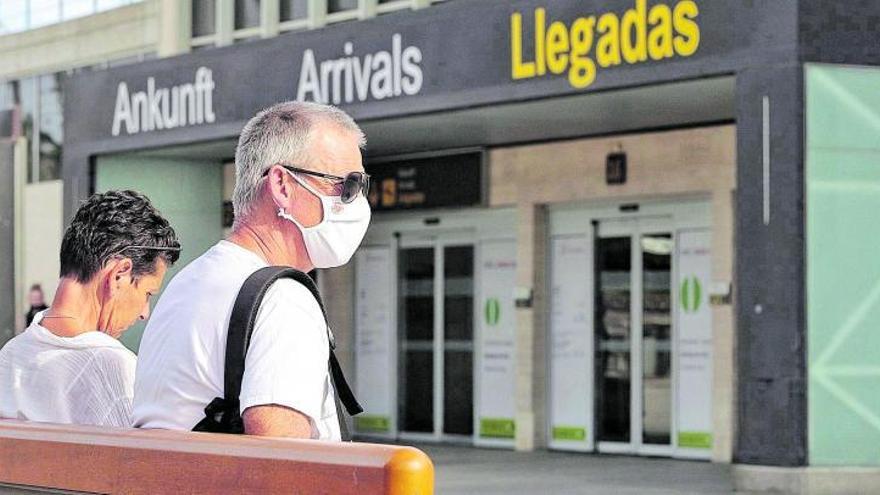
[0,312,136,427]
[132,241,340,440]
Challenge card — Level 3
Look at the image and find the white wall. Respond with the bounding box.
[20,180,63,332]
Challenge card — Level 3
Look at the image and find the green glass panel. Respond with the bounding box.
[95,155,224,352]
[807,64,880,466]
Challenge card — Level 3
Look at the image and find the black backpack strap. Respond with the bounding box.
[193,266,362,438]
[223,267,294,409]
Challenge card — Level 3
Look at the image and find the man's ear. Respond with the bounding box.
[267,165,296,210]
[105,258,134,298]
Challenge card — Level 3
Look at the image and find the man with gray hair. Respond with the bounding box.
[132,101,371,440]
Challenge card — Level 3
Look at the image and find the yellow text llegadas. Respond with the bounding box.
[511,0,701,89]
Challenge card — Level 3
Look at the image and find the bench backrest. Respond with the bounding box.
[0,420,433,494]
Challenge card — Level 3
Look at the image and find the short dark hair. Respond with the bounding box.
[60,190,181,283]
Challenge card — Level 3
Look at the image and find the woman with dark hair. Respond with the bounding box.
[0,190,180,428]
[25,284,48,327]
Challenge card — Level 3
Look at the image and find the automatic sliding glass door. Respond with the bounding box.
[398,237,475,441]
[398,247,435,434]
[443,245,474,437]
[596,236,632,445]
[641,234,673,448]
[596,221,674,455]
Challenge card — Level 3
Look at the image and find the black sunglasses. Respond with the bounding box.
[264,163,371,204]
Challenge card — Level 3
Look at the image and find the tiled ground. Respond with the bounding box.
[417,443,736,495]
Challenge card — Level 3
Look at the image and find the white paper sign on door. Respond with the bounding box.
[476,239,517,445]
[549,234,593,451]
[354,246,395,436]
[676,229,713,456]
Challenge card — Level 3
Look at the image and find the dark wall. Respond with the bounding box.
[0,141,15,347]
[733,0,880,467]
[800,0,880,66]
[732,0,804,468]
[734,65,806,466]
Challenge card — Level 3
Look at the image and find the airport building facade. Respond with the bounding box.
[3,1,880,492]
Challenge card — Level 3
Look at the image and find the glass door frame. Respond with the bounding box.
[595,216,678,457]
[397,230,476,444]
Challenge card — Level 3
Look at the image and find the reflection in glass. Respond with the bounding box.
[280,0,308,21]
[0,83,13,111]
[642,234,672,445]
[328,0,357,13]
[597,237,631,443]
[192,0,216,37]
[39,74,63,181]
[443,246,473,435]
[398,248,434,433]
[10,78,37,182]
[235,0,261,29]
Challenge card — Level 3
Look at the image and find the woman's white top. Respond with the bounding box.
[0,312,136,428]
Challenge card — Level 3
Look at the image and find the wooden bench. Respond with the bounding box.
[0,420,433,494]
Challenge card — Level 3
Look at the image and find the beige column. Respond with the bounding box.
[358,0,379,18]
[514,203,548,451]
[215,0,235,47]
[261,0,280,38]
[157,0,191,57]
[320,265,357,379]
[711,189,736,463]
[307,0,328,29]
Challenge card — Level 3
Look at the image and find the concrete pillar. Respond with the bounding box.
[711,189,736,463]
[735,65,807,466]
[12,138,27,336]
[308,0,327,29]
[514,203,548,451]
[215,0,234,47]
[261,0,280,38]
[320,265,356,380]
[358,0,379,19]
[157,0,191,57]
[0,140,16,345]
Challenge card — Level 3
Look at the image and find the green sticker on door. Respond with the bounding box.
[485,298,501,326]
[480,418,515,438]
[680,276,703,313]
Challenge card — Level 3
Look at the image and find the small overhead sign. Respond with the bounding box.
[366,152,483,212]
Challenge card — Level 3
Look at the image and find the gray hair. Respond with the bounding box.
[232,101,365,223]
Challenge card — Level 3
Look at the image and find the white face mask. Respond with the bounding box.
[277,170,371,268]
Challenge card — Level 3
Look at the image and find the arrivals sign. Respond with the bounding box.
[112,67,216,136]
[296,34,423,104]
[66,0,734,145]
[511,0,700,89]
